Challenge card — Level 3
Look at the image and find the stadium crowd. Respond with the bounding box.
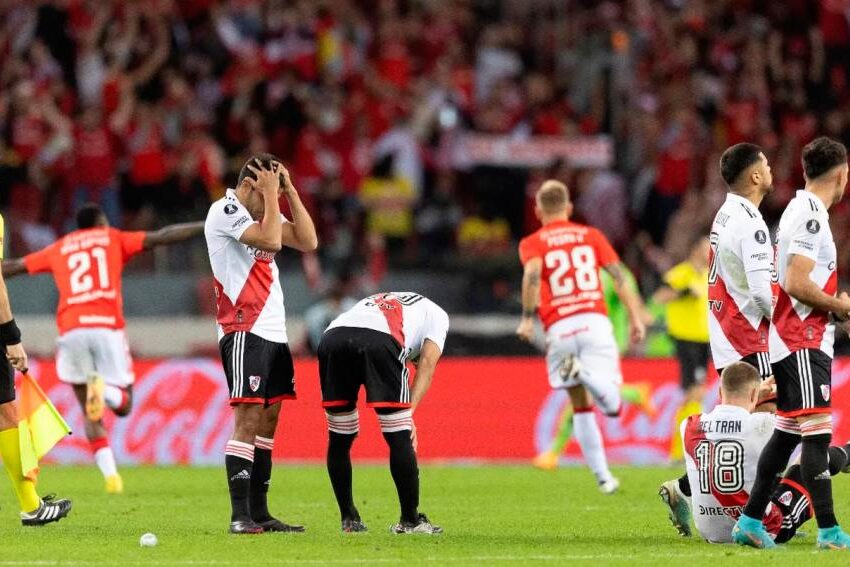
[1,0,850,293]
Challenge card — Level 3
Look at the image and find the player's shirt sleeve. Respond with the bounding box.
[118,230,147,261]
[786,214,823,262]
[208,199,255,243]
[23,244,55,274]
[748,412,776,453]
[739,218,773,273]
[423,302,450,353]
[589,228,620,267]
[518,235,542,265]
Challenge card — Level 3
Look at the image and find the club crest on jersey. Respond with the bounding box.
[754,230,767,244]
[821,385,830,402]
[778,491,793,507]
[249,375,262,392]
[806,326,815,340]
[224,203,239,215]
[806,219,820,234]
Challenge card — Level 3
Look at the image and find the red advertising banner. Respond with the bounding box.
[22,357,850,465]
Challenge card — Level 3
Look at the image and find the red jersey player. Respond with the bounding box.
[516,180,645,493]
[2,204,204,494]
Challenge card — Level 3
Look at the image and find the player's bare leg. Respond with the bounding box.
[326,405,367,533]
[251,402,304,533]
[227,404,264,534]
[568,385,618,494]
[0,401,72,525]
[73,384,124,494]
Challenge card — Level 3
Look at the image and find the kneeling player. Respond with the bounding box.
[658,362,850,543]
[318,292,448,534]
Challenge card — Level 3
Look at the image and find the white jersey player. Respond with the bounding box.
[660,362,842,545]
[709,144,775,379]
[204,154,317,535]
[319,293,448,534]
[734,137,850,551]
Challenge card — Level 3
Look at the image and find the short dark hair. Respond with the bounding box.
[720,361,760,397]
[719,143,763,187]
[802,136,848,180]
[236,153,284,187]
[76,203,105,229]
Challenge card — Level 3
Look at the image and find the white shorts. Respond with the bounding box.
[56,327,135,387]
[545,313,622,414]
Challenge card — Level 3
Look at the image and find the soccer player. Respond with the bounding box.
[204,154,317,534]
[0,213,72,525]
[653,236,710,461]
[318,292,448,534]
[516,179,646,493]
[708,143,775,387]
[733,137,850,550]
[2,204,204,494]
[662,362,850,543]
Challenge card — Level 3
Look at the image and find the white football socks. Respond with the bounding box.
[573,410,614,484]
[103,385,124,410]
[94,447,118,478]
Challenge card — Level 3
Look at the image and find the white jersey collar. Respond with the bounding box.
[709,404,751,417]
[725,192,763,218]
[797,189,828,212]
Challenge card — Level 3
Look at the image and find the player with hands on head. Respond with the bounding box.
[205,153,317,535]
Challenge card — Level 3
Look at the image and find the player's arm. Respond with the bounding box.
[410,339,442,411]
[516,256,542,342]
[785,254,850,316]
[278,167,318,253]
[0,259,28,279]
[740,223,774,320]
[603,262,646,343]
[0,269,26,372]
[237,161,285,253]
[143,221,205,249]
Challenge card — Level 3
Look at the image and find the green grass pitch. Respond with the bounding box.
[1,464,850,565]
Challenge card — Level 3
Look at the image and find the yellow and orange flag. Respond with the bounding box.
[17,372,71,480]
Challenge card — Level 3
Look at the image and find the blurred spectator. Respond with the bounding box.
[302,276,357,353]
[0,0,849,306]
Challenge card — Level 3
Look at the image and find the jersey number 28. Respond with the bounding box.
[68,247,110,294]
[545,246,598,296]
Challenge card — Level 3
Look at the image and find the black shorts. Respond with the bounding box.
[318,327,410,409]
[772,349,831,417]
[674,340,709,389]
[717,352,772,378]
[769,467,811,544]
[219,331,295,406]
[0,358,13,405]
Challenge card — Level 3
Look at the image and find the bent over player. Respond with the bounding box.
[516,179,646,493]
[205,154,317,534]
[2,204,204,494]
[318,292,448,534]
[734,137,850,550]
[0,213,72,525]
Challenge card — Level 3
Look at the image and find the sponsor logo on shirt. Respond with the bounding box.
[246,245,275,263]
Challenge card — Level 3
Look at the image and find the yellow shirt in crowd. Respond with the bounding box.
[663,260,709,343]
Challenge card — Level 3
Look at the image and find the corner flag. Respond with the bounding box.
[17,372,71,481]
